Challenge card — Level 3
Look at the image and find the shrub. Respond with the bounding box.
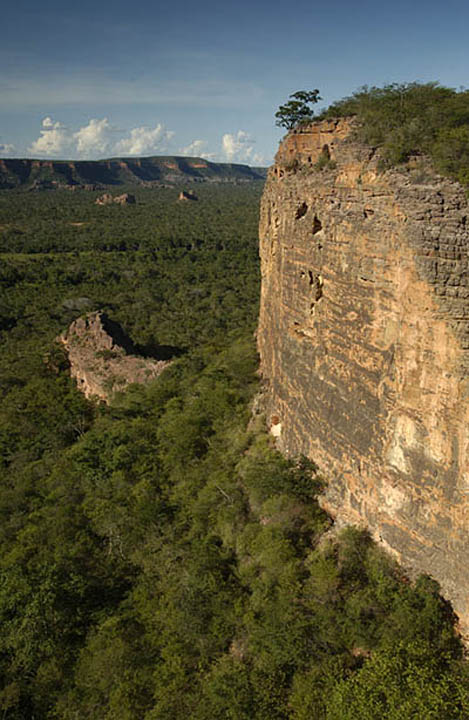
[320,81,469,186]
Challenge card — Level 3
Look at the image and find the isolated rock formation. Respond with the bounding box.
[258,118,469,635]
[178,190,198,201]
[95,192,136,205]
[95,193,113,205]
[60,311,169,403]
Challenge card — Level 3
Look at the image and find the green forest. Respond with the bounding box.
[319,81,469,187]
[1,178,469,719]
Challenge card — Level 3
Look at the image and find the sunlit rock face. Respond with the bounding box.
[258,118,469,635]
[60,311,169,403]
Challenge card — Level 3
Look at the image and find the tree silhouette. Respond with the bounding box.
[275,90,322,130]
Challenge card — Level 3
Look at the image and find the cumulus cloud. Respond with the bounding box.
[28,117,71,157]
[179,139,216,160]
[250,152,266,166]
[73,118,112,158]
[221,130,264,165]
[0,142,15,156]
[24,116,269,164]
[24,115,268,164]
[114,124,174,156]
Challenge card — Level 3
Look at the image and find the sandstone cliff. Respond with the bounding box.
[60,311,169,403]
[258,118,469,634]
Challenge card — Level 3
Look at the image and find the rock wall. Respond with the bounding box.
[258,119,469,634]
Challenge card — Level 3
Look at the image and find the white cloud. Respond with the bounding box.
[251,152,266,166]
[25,115,271,165]
[24,116,269,165]
[114,123,174,156]
[73,118,112,158]
[28,117,71,157]
[0,142,15,156]
[179,139,216,160]
[221,130,265,164]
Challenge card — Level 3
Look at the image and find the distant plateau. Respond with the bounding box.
[0,156,267,191]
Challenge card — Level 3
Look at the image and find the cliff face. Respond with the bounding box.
[258,119,469,633]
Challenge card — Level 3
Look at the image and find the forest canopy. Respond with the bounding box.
[0,174,468,716]
[315,82,469,186]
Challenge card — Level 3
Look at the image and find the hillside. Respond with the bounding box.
[0,155,267,190]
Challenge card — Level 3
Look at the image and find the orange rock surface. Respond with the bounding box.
[258,119,469,635]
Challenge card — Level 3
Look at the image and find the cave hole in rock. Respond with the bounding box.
[309,272,323,300]
[295,202,308,220]
[312,215,322,234]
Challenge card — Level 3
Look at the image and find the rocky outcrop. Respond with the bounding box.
[114,192,136,205]
[60,311,169,403]
[178,190,198,201]
[258,118,469,635]
[95,192,136,205]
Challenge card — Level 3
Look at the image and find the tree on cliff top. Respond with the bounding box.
[275,90,322,130]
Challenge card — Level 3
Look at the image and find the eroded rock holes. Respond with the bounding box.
[295,202,308,220]
[312,214,322,234]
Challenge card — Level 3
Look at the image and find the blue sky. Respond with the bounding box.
[1,0,469,164]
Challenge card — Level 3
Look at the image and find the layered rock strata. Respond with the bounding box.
[258,118,469,633]
[60,311,169,403]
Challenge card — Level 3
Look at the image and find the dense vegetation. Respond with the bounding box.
[1,183,468,718]
[275,90,322,130]
[319,82,469,186]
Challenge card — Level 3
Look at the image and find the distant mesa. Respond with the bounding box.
[95,192,136,206]
[178,190,198,202]
[59,311,170,403]
[0,156,267,190]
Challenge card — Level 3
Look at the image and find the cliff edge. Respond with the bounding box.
[258,118,469,634]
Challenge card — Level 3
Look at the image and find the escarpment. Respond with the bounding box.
[258,118,469,634]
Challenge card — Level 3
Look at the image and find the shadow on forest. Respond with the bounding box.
[136,341,185,361]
